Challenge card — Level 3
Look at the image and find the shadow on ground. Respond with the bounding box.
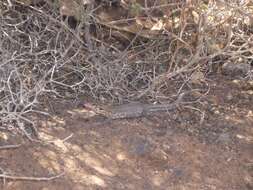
[0,76,252,190]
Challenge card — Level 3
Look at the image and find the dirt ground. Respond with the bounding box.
[0,75,252,190]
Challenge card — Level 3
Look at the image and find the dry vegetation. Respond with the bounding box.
[0,0,252,137]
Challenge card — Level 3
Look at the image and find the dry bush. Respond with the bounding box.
[0,0,252,137]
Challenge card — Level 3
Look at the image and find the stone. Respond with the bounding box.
[222,62,251,77]
[122,135,153,156]
[217,133,231,144]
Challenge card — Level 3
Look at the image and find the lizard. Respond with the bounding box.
[93,93,186,120]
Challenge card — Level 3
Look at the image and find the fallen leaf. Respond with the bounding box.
[191,71,205,84]
[151,19,164,31]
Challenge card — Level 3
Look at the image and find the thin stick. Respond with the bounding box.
[0,144,22,150]
[7,0,13,7]
[0,172,64,181]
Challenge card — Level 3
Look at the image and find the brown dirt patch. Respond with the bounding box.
[0,76,252,190]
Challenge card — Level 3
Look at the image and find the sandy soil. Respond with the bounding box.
[0,76,252,190]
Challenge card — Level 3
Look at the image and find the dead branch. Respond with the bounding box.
[0,172,64,181]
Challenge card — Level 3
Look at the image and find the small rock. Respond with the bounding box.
[214,110,220,114]
[222,62,251,77]
[173,168,184,178]
[123,136,153,156]
[245,174,253,190]
[226,92,233,101]
[167,166,184,179]
[217,133,231,144]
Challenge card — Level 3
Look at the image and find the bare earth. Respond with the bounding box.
[0,76,252,190]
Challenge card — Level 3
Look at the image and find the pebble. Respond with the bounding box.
[122,136,153,156]
[226,92,233,101]
[222,62,251,77]
[217,133,231,144]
